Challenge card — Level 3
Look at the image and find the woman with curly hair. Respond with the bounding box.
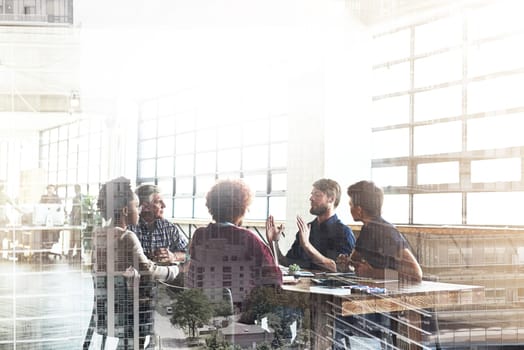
[185,179,282,310]
[84,177,178,350]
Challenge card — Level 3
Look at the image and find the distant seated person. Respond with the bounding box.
[39,184,62,243]
[267,178,355,272]
[185,179,282,310]
[40,184,61,204]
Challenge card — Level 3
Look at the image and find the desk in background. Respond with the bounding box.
[282,276,485,349]
[0,225,83,261]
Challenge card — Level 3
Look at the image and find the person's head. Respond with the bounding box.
[309,178,342,216]
[74,184,81,194]
[97,177,140,227]
[46,184,56,195]
[346,180,384,221]
[206,179,253,225]
[135,184,165,222]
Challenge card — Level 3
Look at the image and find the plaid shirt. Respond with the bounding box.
[128,217,188,259]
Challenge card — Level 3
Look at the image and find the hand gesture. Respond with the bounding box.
[266,215,284,242]
[296,215,311,245]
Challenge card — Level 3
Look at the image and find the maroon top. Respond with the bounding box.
[186,223,282,305]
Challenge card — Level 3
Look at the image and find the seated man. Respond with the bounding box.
[344,180,422,283]
[128,184,188,264]
[334,180,422,349]
[267,178,355,272]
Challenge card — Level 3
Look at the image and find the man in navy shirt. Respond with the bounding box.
[267,178,355,272]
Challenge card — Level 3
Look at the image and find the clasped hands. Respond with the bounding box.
[336,252,374,276]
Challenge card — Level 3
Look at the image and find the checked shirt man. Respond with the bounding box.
[128,184,188,264]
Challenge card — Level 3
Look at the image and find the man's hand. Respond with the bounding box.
[154,248,175,264]
[348,251,382,279]
[336,254,355,272]
[266,215,284,242]
[296,215,336,272]
[351,258,374,277]
[296,215,311,246]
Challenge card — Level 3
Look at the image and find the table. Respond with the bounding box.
[282,276,485,349]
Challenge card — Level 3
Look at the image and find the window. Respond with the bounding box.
[40,119,105,213]
[371,2,524,225]
[137,97,288,220]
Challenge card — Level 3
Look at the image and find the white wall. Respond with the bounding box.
[74,0,374,249]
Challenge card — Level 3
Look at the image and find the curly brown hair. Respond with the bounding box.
[206,179,253,224]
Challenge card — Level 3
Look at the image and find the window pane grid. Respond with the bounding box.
[137,104,288,220]
[371,2,524,225]
[39,119,105,205]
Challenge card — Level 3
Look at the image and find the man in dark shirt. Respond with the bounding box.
[267,178,355,272]
[344,180,422,282]
[332,180,423,349]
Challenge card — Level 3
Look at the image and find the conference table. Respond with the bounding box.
[281,273,485,350]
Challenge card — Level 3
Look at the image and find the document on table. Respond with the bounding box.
[309,285,352,296]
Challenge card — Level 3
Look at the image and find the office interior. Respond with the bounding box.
[1,0,524,348]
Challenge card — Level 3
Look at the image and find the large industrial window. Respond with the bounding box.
[371,1,524,226]
[39,118,105,213]
[137,96,288,222]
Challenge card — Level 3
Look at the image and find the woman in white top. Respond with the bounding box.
[84,177,178,350]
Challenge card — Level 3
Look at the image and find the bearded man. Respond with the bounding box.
[266,178,355,272]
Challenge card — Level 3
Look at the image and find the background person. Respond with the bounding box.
[70,184,85,225]
[40,184,61,204]
[267,178,355,272]
[39,184,62,245]
[128,184,187,264]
